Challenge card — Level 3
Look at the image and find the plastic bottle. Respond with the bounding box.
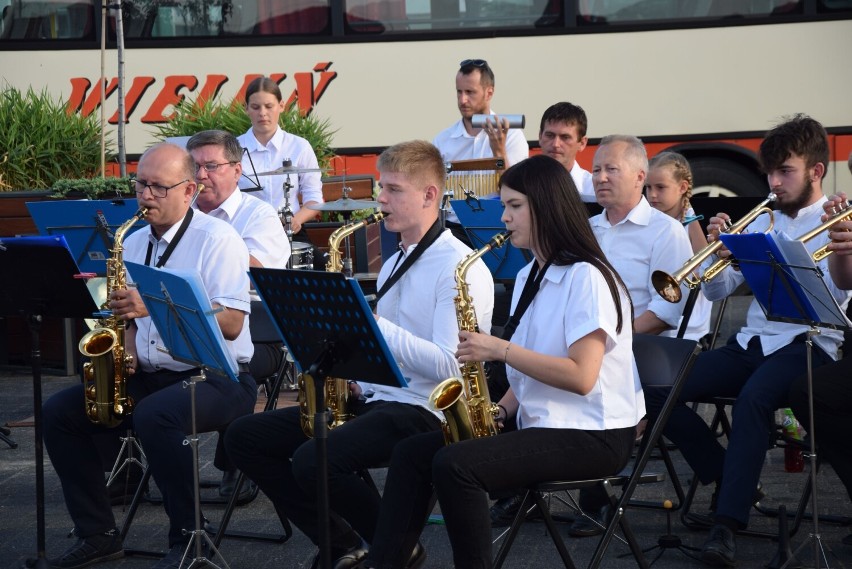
[782,408,804,473]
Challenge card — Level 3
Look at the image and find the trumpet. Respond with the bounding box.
[652,193,776,303]
[796,200,852,261]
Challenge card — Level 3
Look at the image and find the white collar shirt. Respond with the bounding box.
[237,126,324,213]
[590,196,693,330]
[508,261,643,430]
[124,210,253,372]
[196,188,290,269]
[663,207,712,341]
[701,196,850,359]
[362,229,494,413]
[569,161,596,202]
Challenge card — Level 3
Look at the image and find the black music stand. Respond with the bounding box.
[720,233,851,569]
[126,261,239,569]
[250,268,406,569]
[0,236,98,569]
[451,197,531,280]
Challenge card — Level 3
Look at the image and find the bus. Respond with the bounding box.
[1,0,851,197]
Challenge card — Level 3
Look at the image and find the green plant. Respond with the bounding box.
[151,96,336,169]
[0,86,112,191]
[51,177,134,200]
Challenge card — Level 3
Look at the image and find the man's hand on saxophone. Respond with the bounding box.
[108,287,149,320]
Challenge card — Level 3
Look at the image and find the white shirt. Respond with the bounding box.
[124,210,254,372]
[508,261,644,430]
[591,196,693,330]
[237,126,324,214]
[361,229,494,412]
[702,197,850,359]
[196,188,290,269]
[570,161,596,202]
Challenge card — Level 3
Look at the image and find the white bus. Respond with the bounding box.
[1,0,851,196]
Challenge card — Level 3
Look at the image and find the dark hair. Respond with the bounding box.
[245,76,283,104]
[499,155,631,332]
[539,102,588,138]
[759,113,829,178]
[186,129,243,163]
[459,60,495,89]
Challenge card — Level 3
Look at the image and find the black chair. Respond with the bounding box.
[492,334,701,569]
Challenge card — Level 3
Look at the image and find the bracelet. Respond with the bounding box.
[503,342,512,364]
[497,404,508,422]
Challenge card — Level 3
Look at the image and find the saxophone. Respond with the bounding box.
[299,212,386,437]
[79,207,148,427]
[428,231,511,444]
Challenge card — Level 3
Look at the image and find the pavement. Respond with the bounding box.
[2,367,852,569]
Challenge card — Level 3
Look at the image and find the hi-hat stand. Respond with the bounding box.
[0,236,99,569]
[720,232,852,569]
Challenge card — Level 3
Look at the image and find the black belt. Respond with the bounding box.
[238,362,251,374]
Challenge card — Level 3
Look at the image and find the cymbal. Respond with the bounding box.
[256,165,326,176]
[307,198,381,212]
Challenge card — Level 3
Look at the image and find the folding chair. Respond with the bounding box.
[492,334,701,569]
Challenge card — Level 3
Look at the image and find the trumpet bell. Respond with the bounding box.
[652,270,683,303]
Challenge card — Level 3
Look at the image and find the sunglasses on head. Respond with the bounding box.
[460,59,488,68]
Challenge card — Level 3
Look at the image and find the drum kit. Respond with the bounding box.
[255,163,380,271]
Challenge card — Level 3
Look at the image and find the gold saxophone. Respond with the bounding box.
[299,212,386,437]
[428,231,510,444]
[78,207,148,427]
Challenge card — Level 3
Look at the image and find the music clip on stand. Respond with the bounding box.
[126,262,243,569]
[0,236,99,569]
[250,268,406,569]
[720,233,852,569]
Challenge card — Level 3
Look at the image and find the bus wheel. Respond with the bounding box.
[690,156,765,198]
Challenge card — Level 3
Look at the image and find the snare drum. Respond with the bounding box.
[290,242,314,270]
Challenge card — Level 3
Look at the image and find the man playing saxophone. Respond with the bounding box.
[43,143,258,569]
[644,114,851,567]
[361,155,640,569]
[225,140,494,569]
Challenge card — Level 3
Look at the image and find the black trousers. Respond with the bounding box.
[224,399,440,554]
[42,368,257,546]
[365,426,635,569]
[789,357,852,502]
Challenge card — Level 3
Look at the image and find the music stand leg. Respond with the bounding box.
[28,314,50,568]
[182,372,230,569]
[780,328,835,569]
[106,429,147,488]
[315,408,331,569]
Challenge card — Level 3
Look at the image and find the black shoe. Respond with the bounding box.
[490,493,543,527]
[568,504,611,538]
[701,524,736,567]
[310,539,369,569]
[107,470,149,506]
[49,528,123,569]
[407,542,427,569]
[218,468,257,505]
[151,541,212,569]
[843,533,852,547]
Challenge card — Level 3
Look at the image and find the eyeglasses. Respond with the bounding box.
[133,178,189,198]
[195,161,236,173]
[460,59,489,68]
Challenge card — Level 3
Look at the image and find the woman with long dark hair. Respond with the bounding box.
[362,154,643,569]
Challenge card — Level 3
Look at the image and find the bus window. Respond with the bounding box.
[344,0,561,33]
[0,0,94,40]
[579,0,803,24]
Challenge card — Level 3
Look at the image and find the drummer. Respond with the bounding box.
[237,76,325,267]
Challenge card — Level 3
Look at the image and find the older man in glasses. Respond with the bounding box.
[43,142,258,569]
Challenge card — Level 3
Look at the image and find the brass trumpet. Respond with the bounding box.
[796,200,852,261]
[652,194,776,303]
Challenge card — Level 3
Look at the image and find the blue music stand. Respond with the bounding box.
[124,261,237,569]
[0,235,98,569]
[249,267,405,569]
[27,199,145,276]
[721,232,850,569]
[450,197,531,280]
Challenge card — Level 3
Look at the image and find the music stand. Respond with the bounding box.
[0,236,98,569]
[720,233,851,569]
[125,262,239,569]
[450,197,531,280]
[250,268,406,569]
[27,198,145,277]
